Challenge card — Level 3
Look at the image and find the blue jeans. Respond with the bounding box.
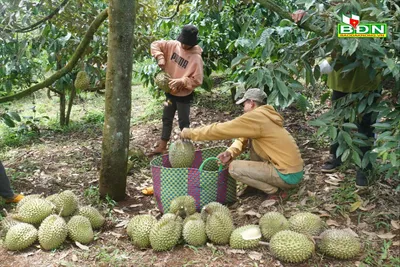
[0,161,14,199]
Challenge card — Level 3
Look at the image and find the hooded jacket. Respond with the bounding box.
[151,40,204,97]
[185,105,304,174]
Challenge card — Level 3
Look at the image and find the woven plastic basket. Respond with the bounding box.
[150,146,237,214]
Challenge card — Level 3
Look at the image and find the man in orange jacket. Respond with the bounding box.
[180,88,304,199]
[148,25,204,156]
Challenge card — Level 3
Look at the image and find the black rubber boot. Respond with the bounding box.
[321,154,342,173]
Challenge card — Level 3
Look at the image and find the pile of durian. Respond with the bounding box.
[0,190,105,251]
[127,195,362,263]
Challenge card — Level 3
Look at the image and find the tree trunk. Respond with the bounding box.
[59,93,66,126]
[99,0,135,201]
[66,86,76,126]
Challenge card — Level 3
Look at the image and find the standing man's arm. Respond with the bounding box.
[151,40,169,70]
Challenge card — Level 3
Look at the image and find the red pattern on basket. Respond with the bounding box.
[187,168,201,210]
[216,169,228,203]
[151,166,163,213]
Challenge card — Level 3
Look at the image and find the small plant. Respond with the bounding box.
[84,185,101,206]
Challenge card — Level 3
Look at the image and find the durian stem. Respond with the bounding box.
[259,241,270,246]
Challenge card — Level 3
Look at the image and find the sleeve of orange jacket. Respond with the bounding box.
[182,58,203,91]
[226,138,248,158]
[150,40,169,63]
[187,112,262,141]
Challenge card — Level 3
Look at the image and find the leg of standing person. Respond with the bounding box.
[176,101,191,130]
[0,161,24,203]
[321,90,348,172]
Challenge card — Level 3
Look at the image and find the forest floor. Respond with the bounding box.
[0,84,399,267]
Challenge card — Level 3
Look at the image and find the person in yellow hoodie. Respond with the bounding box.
[180,88,304,199]
[148,25,204,156]
[0,161,24,203]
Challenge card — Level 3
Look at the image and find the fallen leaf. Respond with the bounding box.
[350,201,362,212]
[377,232,396,239]
[72,254,78,262]
[244,210,261,218]
[300,197,307,206]
[391,220,400,230]
[307,191,316,197]
[343,228,359,237]
[359,204,376,211]
[115,220,129,228]
[248,251,263,261]
[110,232,123,238]
[129,204,143,208]
[362,230,377,238]
[226,249,246,254]
[326,219,340,227]
[24,252,34,257]
[324,180,339,186]
[357,222,368,230]
[113,208,125,214]
[75,241,90,250]
[261,199,277,207]
[393,241,400,246]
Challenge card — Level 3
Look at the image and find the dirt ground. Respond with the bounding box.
[0,88,399,267]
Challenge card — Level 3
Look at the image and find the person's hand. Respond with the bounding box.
[291,10,306,23]
[180,128,191,140]
[169,78,185,92]
[217,151,232,165]
[158,58,165,70]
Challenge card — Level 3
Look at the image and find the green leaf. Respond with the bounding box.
[341,149,351,162]
[358,99,367,113]
[342,123,358,130]
[341,131,353,146]
[320,91,331,104]
[7,112,21,122]
[329,126,337,140]
[275,78,289,99]
[309,119,327,127]
[314,65,320,80]
[352,151,362,167]
[390,152,398,167]
[372,122,392,129]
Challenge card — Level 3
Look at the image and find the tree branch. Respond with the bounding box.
[159,0,184,20]
[0,8,108,103]
[1,0,70,33]
[254,0,325,36]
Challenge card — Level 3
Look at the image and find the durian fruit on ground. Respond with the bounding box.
[183,212,201,226]
[269,230,315,263]
[0,216,21,239]
[154,71,171,93]
[169,195,196,217]
[318,229,361,259]
[229,225,262,249]
[183,219,207,246]
[75,206,105,229]
[67,215,94,244]
[16,194,43,210]
[168,140,195,168]
[149,216,182,251]
[289,212,325,236]
[74,71,90,91]
[53,190,79,217]
[38,215,68,250]
[13,198,54,224]
[4,223,38,251]
[45,193,59,204]
[259,211,289,240]
[200,202,231,222]
[205,209,234,245]
[127,214,157,249]
[160,213,183,223]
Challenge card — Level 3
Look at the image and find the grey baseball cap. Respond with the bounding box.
[236,88,268,105]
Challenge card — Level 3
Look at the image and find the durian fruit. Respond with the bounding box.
[318,229,361,259]
[168,140,195,168]
[75,206,105,229]
[230,225,262,249]
[149,216,182,251]
[259,211,289,240]
[53,190,79,217]
[183,212,202,226]
[16,194,42,210]
[74,71,90,91]
[169,195,196,217]
[182,219,207,246]
[269,230,315,263]
[160,213,183,223]
[126,214,157,249]
[154,71,170,93]
[67,215,94,244]
[205,209,234,245]
[289,212,324,236]
[0,216,21,238]
[13,198,54,224]
[4,223,38,251]
[45,193,59,204]
[38,215,68,250]
[200,202,231,222]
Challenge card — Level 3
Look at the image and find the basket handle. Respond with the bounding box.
[199,157,224,172]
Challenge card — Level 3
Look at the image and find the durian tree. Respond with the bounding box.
[99,0,136,201]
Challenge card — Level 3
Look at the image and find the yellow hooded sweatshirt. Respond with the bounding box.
[186,105,304,175]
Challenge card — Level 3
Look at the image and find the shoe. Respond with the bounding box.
[321,154,342,173]
[147,139,168,157]
[237,186,264,198]
[266,190,288,201]
[355,170,369,187]
[5,194,24,203]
